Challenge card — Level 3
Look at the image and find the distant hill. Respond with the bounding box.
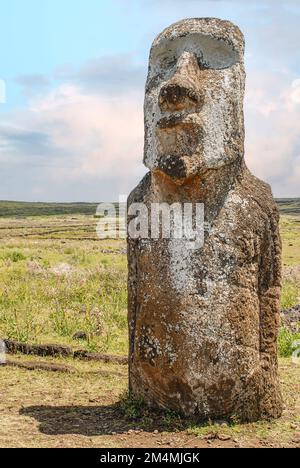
[0,199,299,218]
[0,201,99,217]
[276,198,300,216]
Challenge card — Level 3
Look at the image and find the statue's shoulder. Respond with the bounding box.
[238,167,279,219]
[127,172,151,206]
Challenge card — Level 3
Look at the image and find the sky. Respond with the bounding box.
[0,0,300,202]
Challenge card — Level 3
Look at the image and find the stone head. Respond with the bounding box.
[144,18,245,183]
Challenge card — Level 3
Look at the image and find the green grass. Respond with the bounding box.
[0,209,299,358]
[0,224,127,354]
[278,328,300,358]
[281,279,299,309]
[0,208,299,448]
[2,251,27,263]
[280,215,300,266]
[119,392,146,421]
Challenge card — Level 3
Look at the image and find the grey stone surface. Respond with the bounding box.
[127,18,282,422]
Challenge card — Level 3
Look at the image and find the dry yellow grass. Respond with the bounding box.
[0,357,299,448]
[0,212,299,448]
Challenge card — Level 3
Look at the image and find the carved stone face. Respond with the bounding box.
[144,18,246,183]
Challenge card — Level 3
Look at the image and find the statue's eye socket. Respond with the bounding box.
[159,55,177,69]
[197,54,210,70]
[151,34,239,73]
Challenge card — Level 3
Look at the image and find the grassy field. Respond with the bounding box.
[0,200,299,448]
[0,215,127,354]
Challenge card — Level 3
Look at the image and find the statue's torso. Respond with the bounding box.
[128,171,281,419]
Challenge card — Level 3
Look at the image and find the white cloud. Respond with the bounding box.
[0,84,146,201]
[2,72,300,201]
[283,79,300,109]
[53,54,146,94]
[2,5,300,202]
[245,72,300,197]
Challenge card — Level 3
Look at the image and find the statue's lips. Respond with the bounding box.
[156,113,203,157]
[156,113,201,130]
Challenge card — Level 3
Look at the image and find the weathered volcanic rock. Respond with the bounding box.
[127,18,283,422]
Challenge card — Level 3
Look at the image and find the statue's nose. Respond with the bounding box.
[159,52,204,112]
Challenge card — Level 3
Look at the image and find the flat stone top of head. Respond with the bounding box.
[150,18,245,71]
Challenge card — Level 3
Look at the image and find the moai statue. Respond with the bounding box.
[127,18,283,422]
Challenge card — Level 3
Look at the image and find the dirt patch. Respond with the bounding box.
[0,358,299,448]
[74,350,127,365]
[3,358,75,373]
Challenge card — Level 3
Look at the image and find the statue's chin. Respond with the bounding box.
[150,159,194,186]
[153,153,207,182]
[155,155,188,179]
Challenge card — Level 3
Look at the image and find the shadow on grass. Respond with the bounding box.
[20,403,189,436]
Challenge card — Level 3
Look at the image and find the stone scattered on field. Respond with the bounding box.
[73,331,88,341]
[26,261,45,275]
[218,434,231,441]
[281,304,300,333]
[292,432,300,444]
[128,18,282,422]
[51,262,74,277]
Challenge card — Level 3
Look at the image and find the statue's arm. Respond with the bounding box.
[127,172,150,388]
[258,207,282,356]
